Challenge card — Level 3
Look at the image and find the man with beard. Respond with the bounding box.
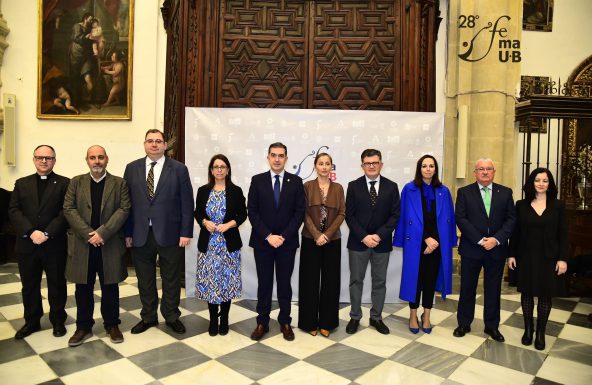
[69,12,95,105]
[63,145,130,346]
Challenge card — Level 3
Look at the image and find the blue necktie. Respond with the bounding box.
[274,174,281,207]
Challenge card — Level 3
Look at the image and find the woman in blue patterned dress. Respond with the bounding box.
[195,154,247,336]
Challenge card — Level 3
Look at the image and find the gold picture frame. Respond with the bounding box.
[522,0,553,32]
[37,0,134,120]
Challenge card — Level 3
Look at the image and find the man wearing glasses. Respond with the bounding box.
[8,145,70,339]
[123,129,194,335]
[345,149,400,335]
[453,158,516,342]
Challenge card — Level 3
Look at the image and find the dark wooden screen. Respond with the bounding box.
[161,0,440,160]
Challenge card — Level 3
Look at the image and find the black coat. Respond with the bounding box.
[8,173,70,255]
[194,184,247,253]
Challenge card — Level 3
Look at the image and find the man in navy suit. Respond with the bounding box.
[454,158,516,342]
[248,142,305,341]
[345,149,400,335]
[124,129,194,335]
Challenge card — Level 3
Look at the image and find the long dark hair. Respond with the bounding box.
[523,167,557,201]
[206,154,234,189]
[413,154,442,187]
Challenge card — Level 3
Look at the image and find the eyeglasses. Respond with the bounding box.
[145,139,164,145]
[212,165,227,171]
[34,156,55,162]
[475,167,495,172]
[362,161,381,167]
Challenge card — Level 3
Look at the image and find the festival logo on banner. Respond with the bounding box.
[291,145,337,182]
[458,15,521,63]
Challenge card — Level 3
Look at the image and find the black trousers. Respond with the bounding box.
[254,247,297,326]
[132,229,182,323]
[298,237,341,331]
[457,255,505,329]
[409,251,440,309]
[18,247,67,326]
[75,247,120,330]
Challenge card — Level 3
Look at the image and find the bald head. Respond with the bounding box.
[86,145,109,178]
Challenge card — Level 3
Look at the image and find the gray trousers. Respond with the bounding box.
[348,248,390,320]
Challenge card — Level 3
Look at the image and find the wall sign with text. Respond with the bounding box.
[458,15,521,63]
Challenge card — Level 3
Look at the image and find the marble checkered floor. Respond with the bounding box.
[0,263,591,385]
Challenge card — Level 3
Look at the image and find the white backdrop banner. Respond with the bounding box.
[184,107,444,303]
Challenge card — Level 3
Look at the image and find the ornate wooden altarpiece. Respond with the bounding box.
[160,0,441,161]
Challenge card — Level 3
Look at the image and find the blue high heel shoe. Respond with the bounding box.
[421,314,432,334]
[409,316,420,334]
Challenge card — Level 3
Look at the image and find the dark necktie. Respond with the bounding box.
[147,161,157,200]
[369,181,377,206]
[274,174,281,207]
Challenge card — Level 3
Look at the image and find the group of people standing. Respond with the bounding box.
[8,131,567,353]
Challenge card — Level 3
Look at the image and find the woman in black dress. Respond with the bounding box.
[508,168,567,350]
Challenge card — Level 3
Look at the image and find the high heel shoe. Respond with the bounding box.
[319,329,330,338]
[421,314,432,334]
[309,329,318,336]
[409,316,420,334]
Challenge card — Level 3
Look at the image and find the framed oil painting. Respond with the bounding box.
[522,0,553,32]
[37,0,134,120]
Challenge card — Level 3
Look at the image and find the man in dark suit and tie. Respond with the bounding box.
[63,145,130,346]
[248,142,305,341]
[345,149,400,335]
[454,158,516,342]
[124,129,194,335]
[8,145,70,339]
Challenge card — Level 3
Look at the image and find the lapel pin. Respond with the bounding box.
[286,179,290,182]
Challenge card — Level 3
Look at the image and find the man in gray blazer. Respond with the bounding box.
[124,129,194,334]
[63,145,130,346]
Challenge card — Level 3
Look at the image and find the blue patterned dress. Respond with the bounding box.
[196,189,242,303]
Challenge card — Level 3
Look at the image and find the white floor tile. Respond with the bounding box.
[537,356,592,385]
[558,323,592,345]
[61,358,154,385]
[107,328,178,357]
[340,328,411,358]
[259,361,350,385]
[573,302,592,315]
[0,282,23,295]
[356,360,443,385]
[448,357,533,385]
[0,355,58,385]
[160,360,253,385]
[262,327,336,359]
[182,330,256,359]
[0,320,16,340]
[417,324,484,356]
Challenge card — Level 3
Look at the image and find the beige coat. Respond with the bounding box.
[63,172,130,284]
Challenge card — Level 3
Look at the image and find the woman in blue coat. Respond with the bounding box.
[393,155,457,334]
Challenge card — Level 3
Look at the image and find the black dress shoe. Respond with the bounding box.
[53,323,67,337]
[484,328,505,342]
[131,320,158,334]
[166,319,186,334]
[345,319,360,334]
[453,325,471,337]
[15,322,41,339]
[369,319,390,335]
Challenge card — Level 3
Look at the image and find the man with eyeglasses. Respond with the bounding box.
[453,158,516,342]
[123,129,194,335]
[345,149,400,335]
[8,145,70,339]
[247,142,305,341]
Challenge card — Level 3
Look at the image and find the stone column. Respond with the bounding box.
[443,0,521,193]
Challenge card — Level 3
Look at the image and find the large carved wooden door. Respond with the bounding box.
[161,0,440,159]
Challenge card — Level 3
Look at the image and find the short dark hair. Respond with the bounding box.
[314,152,332,165]
[33,145,56,156]
[268,142,287,155]
[144,129,165,141]
[207,154,234,189]
[82,12,93,22]
[361,149,381,162]
[523,167,558,201]
[413,154,442,187]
